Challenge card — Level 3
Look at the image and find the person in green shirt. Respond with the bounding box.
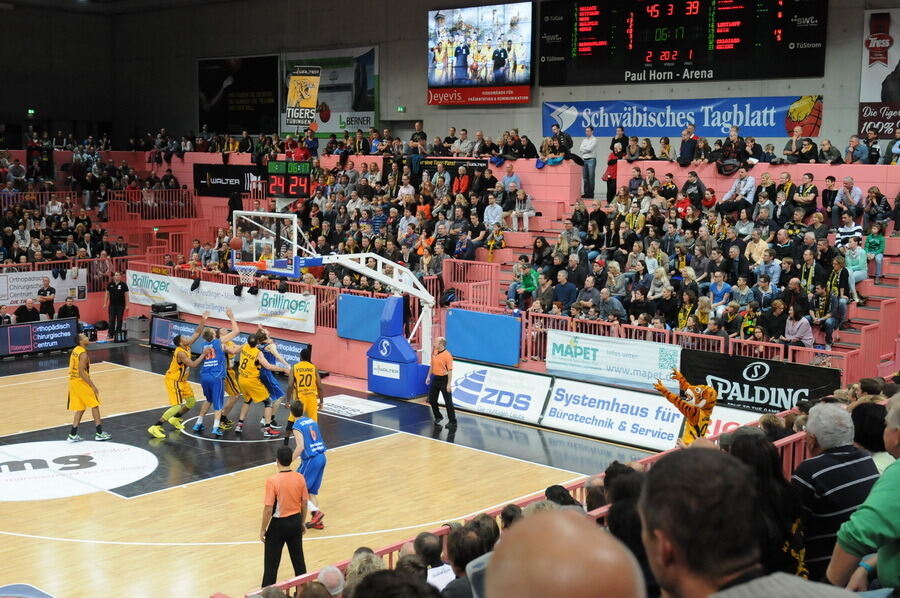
[842,236,869,303]
[507,255,539,310]
[828,395,900,590]
[865,222,886,285]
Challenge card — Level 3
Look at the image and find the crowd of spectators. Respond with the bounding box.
[259,376,899,598]
[0,196,126,269]
[511,157,898,352]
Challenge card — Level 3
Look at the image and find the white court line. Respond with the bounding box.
[0,362,202,438]
[117,433,396,501]
[0,473,583,546]
[177,415,282,444]
[0,364,125,388]
[321,411,587,478]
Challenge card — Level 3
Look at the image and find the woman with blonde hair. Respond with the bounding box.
[606,261,627,300]
[695,296,713,327]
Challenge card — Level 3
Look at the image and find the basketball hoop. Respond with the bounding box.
[235,263,259,286]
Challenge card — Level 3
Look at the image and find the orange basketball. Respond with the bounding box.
[229,237,243,251]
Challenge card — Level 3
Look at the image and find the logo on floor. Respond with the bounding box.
[320,394,394,417]
[0,441,158,501]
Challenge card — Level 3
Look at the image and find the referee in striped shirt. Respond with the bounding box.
[260,446,309,587]
[791,402,880,580]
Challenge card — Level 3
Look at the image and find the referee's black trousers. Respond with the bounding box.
[108,305,125,335]
[262,513,306,587]
[427,374,456,423]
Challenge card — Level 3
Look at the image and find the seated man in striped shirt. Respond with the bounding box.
[791,402,880,581]
[835,212,863,250]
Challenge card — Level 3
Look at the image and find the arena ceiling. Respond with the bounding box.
[2,0,236,15]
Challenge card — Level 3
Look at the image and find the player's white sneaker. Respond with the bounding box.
[67,434,83,442]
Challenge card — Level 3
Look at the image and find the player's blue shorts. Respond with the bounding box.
[298,453,326,495]
[259,368,284,402]
[200,375,225,411]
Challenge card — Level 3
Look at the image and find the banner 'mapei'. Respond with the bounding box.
[545,329,681,393]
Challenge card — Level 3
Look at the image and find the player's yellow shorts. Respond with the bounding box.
[240,376,270,403]
[67,379,99,411]
[224,369,240,397]
[288,394,319,423]
[165,377,194,406]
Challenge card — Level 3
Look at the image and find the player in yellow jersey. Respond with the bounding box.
[216,332,243,430]
[148,311,209,439]
[235,335,287,437]
[283,347,323,446]
[67,333,111,442]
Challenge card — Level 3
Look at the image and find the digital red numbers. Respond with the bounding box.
[646,2,700,18]
[268,175,284,196]
[288,175,309,197]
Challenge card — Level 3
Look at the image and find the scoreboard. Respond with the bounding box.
[267,160,312,199]
[539,0,827,86]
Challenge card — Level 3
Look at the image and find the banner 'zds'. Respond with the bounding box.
[285,66,321,129]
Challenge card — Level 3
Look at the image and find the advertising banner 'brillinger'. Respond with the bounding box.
[127,271,316,334]
[860,9,900,137]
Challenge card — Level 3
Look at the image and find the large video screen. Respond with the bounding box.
[427,2,533,105]
[0,318,78,357]
[539,1,827,86]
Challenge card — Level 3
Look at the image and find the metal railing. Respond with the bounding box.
[0,256,130,293]
[106,189,196,221]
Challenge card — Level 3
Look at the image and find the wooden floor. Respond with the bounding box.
[0,364,580,598]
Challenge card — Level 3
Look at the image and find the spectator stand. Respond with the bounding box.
[241,410,809,598]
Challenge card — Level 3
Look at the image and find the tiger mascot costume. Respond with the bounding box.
[652,369,718,446]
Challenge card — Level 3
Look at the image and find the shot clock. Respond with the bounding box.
[539,0,827,86]
[267,160,312,199]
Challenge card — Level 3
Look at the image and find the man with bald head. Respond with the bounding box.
[486,510,645,598]
[639,448,854,597]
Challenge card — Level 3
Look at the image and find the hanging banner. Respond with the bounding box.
[543,96,824,139]
[680,350,841,415]
[859,10,900,136]
[285,66,321,129]
[197,55,279,134]
[126,271,316,334]
[281,46,378,136]
[545,329,681,393]
[193,164,262,197]
[0,269,88,305]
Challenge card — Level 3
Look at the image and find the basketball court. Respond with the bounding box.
[0,345,648,597]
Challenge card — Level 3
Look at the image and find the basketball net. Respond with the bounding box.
[235,263,258,285]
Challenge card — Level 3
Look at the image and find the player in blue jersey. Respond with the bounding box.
[256,327,291,430]
[193,308,241,437]
[289,400,327,530]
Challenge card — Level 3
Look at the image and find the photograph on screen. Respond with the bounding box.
[428,2,533,88]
